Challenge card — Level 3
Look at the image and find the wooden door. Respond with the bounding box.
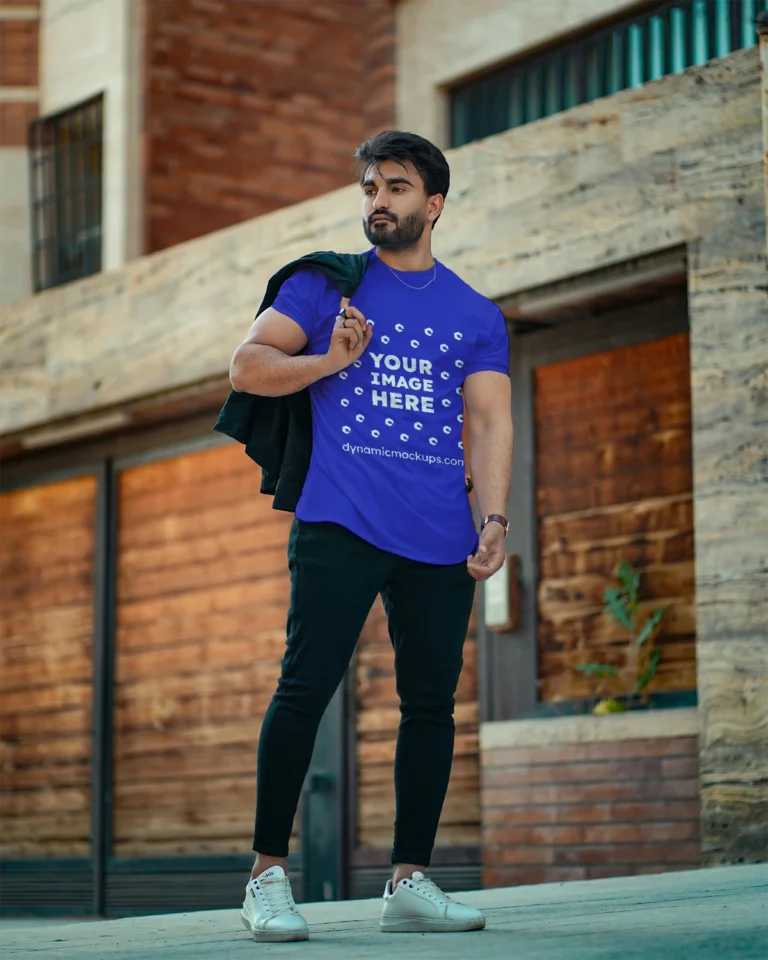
[0,475,97,859]
[112,443,293,858]
[534,333,696,702]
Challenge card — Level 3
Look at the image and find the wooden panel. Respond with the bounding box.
[534,334,696,702]
[0,475,96,858]
[112,444,293,858]
[355,598,481,851]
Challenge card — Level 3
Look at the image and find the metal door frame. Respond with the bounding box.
[483,291,693,722]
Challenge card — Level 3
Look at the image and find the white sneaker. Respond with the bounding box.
[380,870,486,933]
[240,865,309,942]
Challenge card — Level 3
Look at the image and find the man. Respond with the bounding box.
[231,131,513,942]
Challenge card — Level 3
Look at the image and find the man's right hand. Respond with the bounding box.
[323,297,373,376]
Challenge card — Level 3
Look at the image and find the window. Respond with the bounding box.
[450,0,768,147]
[28,96,103,293]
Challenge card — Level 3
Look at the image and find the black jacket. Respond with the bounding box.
[213,251,372,512]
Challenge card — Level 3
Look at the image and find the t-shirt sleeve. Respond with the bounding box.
[270,268,328,342]
[464,303,510,377]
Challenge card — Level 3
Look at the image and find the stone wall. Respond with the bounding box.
[481,711,701,887]
[0,0,39,306]
[144,0,395,253]
[1,49,766,864]
[395,0,639,146]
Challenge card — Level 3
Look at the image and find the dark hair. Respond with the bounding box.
[354,130,450,227]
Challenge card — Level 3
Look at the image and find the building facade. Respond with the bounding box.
[1,0,766,916]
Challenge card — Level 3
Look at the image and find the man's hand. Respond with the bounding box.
[324,297,373,376]
[467,522,506,581]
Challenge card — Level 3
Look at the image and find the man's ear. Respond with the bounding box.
[428,193,444,224]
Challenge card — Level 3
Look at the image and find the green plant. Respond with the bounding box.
[577,561,667,712]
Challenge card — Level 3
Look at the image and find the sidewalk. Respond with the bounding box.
[1,864,766,959]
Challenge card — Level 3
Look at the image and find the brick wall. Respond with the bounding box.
[0,0,39,146]
[144,0,396,254]
[481,734,701,888]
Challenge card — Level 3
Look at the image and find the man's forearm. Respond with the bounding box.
[230,344,330,397]
[468,420,513,519]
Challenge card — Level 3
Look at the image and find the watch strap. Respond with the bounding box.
[481,514,509,535]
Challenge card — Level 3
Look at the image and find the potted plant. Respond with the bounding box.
[576,561,666,714]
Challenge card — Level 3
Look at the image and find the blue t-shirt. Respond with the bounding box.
[272,250,509,564]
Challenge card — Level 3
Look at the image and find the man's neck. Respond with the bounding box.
[374,246,435,272]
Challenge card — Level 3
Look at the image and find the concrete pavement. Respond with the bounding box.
[1,864,766,959]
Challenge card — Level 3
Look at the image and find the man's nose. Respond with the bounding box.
[372,190,389,209]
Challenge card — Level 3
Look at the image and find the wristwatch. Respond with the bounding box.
[481,514,509,535]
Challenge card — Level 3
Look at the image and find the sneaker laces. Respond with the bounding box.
[257,875,297,916]
[408,873,454,903]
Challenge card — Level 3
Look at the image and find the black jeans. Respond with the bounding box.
[253,519,476,867]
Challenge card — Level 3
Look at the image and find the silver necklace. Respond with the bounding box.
[386,262,437,290]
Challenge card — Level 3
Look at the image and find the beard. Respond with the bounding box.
[363,209,427,251]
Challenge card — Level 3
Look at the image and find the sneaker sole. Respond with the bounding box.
[380,915,486,933]
[241,911,310,942]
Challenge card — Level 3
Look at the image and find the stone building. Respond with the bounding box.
[1,0,766,917]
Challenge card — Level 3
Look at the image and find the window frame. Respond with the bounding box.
[28,94,104,293]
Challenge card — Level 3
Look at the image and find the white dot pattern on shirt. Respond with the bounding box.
[334,315,477,458]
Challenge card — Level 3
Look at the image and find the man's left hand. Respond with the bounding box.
[467,522,506,581]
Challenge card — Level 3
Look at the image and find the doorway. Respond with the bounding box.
[487,287,697,720]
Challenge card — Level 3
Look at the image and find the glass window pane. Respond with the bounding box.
[509,73,525,128]
[585,40,603,101]
[525,64,543,123]
[648,17,664,80]
[28,96,103,291]
[451,90,469,147]
[692,0,709,64]
[741,0,756,49]
[561,50,581,109]
[543,57,561,117]
[608,29,626,95]
[670,6,687,73]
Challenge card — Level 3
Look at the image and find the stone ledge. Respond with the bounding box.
[480,707,699,751]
